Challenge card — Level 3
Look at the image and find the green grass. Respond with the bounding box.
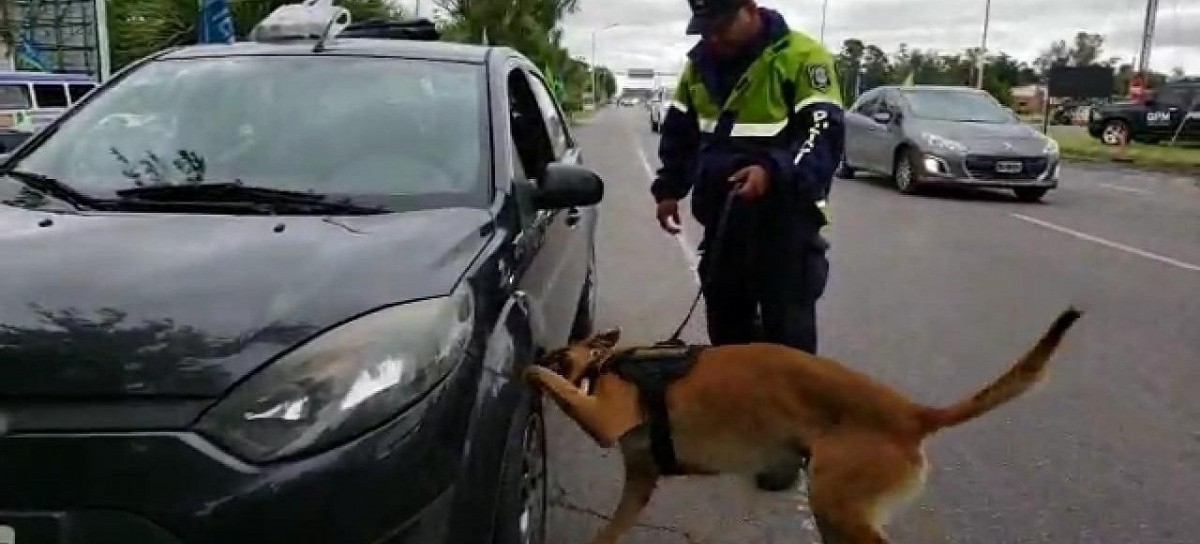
[1047,125,1200,174]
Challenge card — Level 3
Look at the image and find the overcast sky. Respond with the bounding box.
[396,0,1198,87]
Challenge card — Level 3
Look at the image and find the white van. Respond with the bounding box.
[0,71,98,153]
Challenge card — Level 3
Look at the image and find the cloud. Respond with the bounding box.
[389,0,1200,85]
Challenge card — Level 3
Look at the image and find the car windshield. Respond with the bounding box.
[9,55,488,210]
[901,89,1014,123]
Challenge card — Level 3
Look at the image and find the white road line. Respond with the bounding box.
[1010,213,1200,273]
[633,137,702,285]
[1097,182,1154,195]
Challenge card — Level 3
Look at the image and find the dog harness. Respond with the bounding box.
[590,340,706,475]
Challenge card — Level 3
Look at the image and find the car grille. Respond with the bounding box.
[964,155,1049,180]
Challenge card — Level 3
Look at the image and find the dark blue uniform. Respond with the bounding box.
[651,7,845,355]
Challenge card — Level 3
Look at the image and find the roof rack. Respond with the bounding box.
[339,18,441,41]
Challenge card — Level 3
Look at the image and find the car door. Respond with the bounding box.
[843,91,881,171]
[1182,87,1200,140]
[1144,85,1189,139]
[505,63,592,353]
[868,91,907,171]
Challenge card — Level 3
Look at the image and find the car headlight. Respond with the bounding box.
[1043,137,1060,156]
[196,284,475,463]
[922,133,968,153]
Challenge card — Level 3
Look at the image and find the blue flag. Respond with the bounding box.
[198,0,236,44]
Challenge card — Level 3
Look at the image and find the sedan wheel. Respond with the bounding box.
[893,151,920,195]
[517,404,548,544]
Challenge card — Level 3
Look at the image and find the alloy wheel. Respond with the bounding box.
[517,405,548,544]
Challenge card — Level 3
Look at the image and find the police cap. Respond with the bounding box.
[685,0,746,35]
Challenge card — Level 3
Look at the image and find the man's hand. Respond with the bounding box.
[656,199,682,234]
[729,165,770,201]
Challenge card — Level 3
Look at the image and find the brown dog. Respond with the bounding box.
[523,307,1082,544]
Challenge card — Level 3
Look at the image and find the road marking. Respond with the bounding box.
[1097,182,1153,195]
[633,135,702,285]
[1010,213,1200,273]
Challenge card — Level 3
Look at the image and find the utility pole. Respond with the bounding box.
[591,23,618,105]
[1136,0,1159,76]
[975,0,992,89]
[819,0,829,46]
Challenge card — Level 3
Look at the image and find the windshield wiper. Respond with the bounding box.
[3,169,97,209]
[115,182,387,215]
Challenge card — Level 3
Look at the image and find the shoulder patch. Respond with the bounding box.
[807,64,831,92]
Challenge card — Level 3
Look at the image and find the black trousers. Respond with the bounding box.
[697,202,830,354]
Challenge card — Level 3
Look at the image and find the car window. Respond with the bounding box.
[507,67,555,180]
[853,94,880,116]
[524,70,571,159]
[32,84,68,109]
[899,89,1013,123]
[12,56,488,204]
[67,84,95,104]
[1154,86,1190,108]
[0,84,32,109]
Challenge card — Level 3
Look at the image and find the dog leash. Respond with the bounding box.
[664,182,743,343]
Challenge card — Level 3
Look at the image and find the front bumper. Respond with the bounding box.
[0,358,481,544]
[916,152,1060,189]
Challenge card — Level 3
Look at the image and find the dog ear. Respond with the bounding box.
[588,328,621,349]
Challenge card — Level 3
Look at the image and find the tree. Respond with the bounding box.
[106,0,401,72]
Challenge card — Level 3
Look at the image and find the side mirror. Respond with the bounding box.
[871,111,893,124]
[534,162,604,209]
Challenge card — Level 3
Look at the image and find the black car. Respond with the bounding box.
[1088,77,1200,145]
[0,11,602,544]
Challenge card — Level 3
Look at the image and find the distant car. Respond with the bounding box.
[1088,77,1200,145]
[0,71,97,154]
[841,85,1061,202]
[618,97,638,107]
[648,88,673,133]
[0,7,604,544]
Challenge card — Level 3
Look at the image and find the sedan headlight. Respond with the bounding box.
[922,133,968,153]
[1043,137,1060,156]
[196,284,475,463]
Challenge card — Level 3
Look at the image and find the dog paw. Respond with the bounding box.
[522,365,549,385]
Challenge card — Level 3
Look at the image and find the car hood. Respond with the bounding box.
[913,119,1051,155]
[0,204,493,398]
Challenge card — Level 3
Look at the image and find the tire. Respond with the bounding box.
[1013,187,1049,202]
[836,157,855,179]
[892,147,920,195]
[1100,119,1130,146]
[568,245,597,342]
[492,396,548,544]
[651,120,660,133]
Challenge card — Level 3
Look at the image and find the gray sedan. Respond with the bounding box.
[839,85,1061,202]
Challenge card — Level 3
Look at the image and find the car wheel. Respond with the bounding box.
[1013,187,1049,202]
[1100,120,1129,146]
[893,148,920,195]
[836,157,855,179]
[568,246,597,342]
[493,397,548,544]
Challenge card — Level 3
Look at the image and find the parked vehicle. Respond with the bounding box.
[0,6,603,544]
[1088,77,1200,145]
[648,87,673,133]
[840,85,1061,202]
[0,71,97,153]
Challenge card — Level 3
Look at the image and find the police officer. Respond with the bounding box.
[651,0,845,491]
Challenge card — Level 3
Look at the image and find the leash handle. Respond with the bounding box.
[666,182,743,342]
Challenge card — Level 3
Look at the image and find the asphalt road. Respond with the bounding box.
[544,106,1200,544]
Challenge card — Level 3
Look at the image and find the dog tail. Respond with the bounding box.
[919,307,1082,433]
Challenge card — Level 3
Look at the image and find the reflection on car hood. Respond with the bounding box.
[0,206,492,398]
[913,119,1050,154]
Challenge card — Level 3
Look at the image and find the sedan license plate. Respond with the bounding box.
[995,161,1023,174]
